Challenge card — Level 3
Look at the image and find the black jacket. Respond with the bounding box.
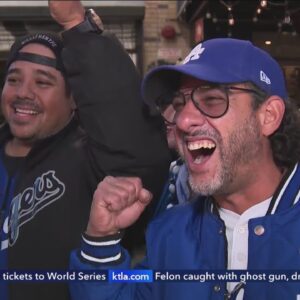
[0,31,170,300]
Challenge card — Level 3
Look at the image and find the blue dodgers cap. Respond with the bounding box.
[142,38,287,108]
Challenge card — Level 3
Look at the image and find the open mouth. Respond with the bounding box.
[14,107,39,115]
[12,104,40,116]
[187,139,216,164]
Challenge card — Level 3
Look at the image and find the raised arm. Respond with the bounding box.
[69,176,153,300]
[49,0,170,245]
[49,0,169,189]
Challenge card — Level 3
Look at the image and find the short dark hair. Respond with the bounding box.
[248,82,300,169]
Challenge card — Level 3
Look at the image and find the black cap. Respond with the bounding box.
[6,32,66,74]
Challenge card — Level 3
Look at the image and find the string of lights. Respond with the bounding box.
[219,0,239,26]
[204,0,298,37]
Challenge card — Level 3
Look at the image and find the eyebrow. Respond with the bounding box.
[7,67,57,82]
[6,68,21,76]
[36,69,57,82]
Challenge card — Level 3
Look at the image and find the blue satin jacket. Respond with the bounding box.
[70,163,300,300]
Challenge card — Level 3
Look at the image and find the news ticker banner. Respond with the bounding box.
[2,270,300,283]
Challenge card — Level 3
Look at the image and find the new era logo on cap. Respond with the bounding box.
[260,70,271,85]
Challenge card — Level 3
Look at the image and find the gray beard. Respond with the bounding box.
[188,112,261,196]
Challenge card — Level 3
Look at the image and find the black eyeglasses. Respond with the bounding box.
[157,85,260,125]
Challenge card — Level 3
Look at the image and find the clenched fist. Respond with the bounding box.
[86,176,152,237]
[48,0,85,30]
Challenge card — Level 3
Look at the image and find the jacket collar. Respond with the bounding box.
[207,163,300,216]
[267,163,300,214]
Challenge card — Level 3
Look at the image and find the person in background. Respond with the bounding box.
[153,103,191,217]
[69,38,300,300]
[0,0,170,299]
[149,60,192,217]
[162,104,178,158]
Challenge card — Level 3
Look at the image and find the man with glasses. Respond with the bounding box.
[0,1,170,299]
[70,39,300,300]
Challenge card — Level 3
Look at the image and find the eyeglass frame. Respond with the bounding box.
[156,84,263,125]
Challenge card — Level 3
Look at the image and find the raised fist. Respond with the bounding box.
[86,176,152,237]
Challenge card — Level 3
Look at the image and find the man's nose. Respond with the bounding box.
[175,100,207,132]
[16,81,35,100]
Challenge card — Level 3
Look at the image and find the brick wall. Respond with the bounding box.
[143,0,191,74]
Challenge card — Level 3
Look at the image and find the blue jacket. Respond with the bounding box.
[70,163,300,300]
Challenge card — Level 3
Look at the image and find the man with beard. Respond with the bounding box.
[0,0,170,299]
[69,39,300,300]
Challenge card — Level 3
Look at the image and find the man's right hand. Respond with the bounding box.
[86,176,152,237]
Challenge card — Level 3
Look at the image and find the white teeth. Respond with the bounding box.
[15,108,38,115]
[187,140,216,151]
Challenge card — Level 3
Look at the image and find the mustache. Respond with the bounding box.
[11,98,41,111]
[184,128,220,142]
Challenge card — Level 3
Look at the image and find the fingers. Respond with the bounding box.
[95,176,149,212]
[139,188,152,205]
[107,176,142,198]
[87,176,152,237]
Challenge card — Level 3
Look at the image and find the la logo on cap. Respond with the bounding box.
[183,43,205,64]
[260,70,271,85]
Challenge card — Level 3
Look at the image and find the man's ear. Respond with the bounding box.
[257,96,285,137]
